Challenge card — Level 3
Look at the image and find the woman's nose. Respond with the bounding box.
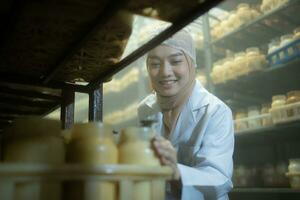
[159,61,172,77]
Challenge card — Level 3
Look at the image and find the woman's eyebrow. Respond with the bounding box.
[148,55,160,60]
[168,52,183,58]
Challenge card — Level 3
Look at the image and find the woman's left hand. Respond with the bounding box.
[152,136,181,180]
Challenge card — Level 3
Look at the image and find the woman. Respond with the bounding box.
[138,29,234,200]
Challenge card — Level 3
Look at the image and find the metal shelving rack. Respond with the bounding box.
[0,0,224,132]
[199,0,300,199]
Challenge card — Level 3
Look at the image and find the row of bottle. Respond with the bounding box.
[211,47,268,84]
[260,0,289,14]
[1,118,160,200]
[234,90,300,132]
[211,3,260,40]
[235,104,273,132]
[268,27,300,64]
[233,162,289,187]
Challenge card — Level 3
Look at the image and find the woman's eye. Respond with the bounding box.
[149,63,160,68]
[171,60,183,65]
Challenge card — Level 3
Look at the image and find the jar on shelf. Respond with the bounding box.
[293,27,300,40]
[119,127,160,200]
[287,90,300,104]
[271,95,286,108]
[262,164,277,187]
[235,109,248,131]
[66,122,118,200]
[286,90,300,117]
[234,52,247,77]
[261,103,273,127]
[268,40,280,55]
[288,159,300,173]
[3,117,65,200]
[260,0,272,13]
[236,4,252,24]
[246,47,266,73]
[280,34,295,59]
[275,162,289,187]
[233,165,254,187]
[227,11,241,31]
[219,19,230,36]
[247,106,262,129]
[223,57,235,81]
[211,60,222,84]
[251,9,261,19]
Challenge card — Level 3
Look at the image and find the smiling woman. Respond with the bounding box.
[138,29,234,200]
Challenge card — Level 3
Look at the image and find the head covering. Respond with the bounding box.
[146,29,197,136]
[145,25,197,67]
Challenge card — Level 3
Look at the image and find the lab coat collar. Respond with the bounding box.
[189,80,210,112]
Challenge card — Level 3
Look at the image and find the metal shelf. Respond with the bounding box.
[213,0,300,52]
[230,188,300,193]
[214,57,300,108]
[235,121,300,140]
[229,188,300,200]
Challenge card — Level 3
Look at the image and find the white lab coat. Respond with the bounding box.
[138,80,234,200]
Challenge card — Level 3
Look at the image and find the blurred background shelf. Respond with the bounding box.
[214,57,300,109]
[213,0,300,52]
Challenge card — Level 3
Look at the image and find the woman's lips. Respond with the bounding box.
[159,80,177,88]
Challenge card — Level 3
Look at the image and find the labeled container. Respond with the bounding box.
[119,127,160,200]
[271,95,286,109]
[235,109,248,132]
[236,4,252,25]
[287,91,300,117]
[288,159,300,173]
[247,106,262,129]
[280,34,295,59]
[65,122,118,200]
[246,47,267,73]
[294,27,300,40]
[3,117,65,200]
[234,52,247,77]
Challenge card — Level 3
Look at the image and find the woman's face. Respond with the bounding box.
[147,45,190,97]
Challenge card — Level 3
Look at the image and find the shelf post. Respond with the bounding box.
[88,84,103,122]
[61,89,75,129]
[202,13,215,93]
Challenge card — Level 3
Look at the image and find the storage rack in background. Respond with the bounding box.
[199,0,300,199]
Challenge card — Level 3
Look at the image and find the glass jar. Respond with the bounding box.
[247,106,262,129]
[271,95,286,108]
[262,164,276,187]
[223,57,235,81]
[286,90,300,117]
[3,117,65,200]
[246,47,265,73]
[251,9,260,19]
[234,52,247,77]
[235,109,248,131]
[280,34,295,59]
[227,11,241,31]
[293,27,300,40]
[261,103,273,127]
[237,4,252,24]
[261,0,271,13]
[288,159,300,173]
[66,122,117,200]
[287,90,300,104]
[119,127,160,200]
